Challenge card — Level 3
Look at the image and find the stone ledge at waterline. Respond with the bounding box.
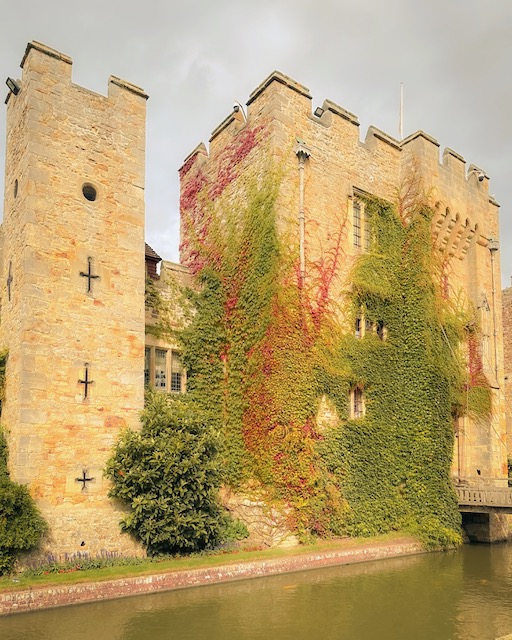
[0,538,423,616]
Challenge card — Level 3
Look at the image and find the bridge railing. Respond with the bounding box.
[456,486,512,508]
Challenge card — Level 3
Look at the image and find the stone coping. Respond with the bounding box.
[0,538,423,617]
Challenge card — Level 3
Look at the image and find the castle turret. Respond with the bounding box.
[1,42,147,559]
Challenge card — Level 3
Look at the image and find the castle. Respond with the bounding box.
[1,42,509,560]
[179,70,508,480]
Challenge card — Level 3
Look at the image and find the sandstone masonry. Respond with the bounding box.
[0,42,147,560]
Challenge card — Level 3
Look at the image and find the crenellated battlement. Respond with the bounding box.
[247,70,311,106]
[21,40,73,68]
[183,69,490,206]
[180,68,500,306]
[8,40,148,107]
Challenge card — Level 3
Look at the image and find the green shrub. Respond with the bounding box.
[106,390,234,555]
[0,430,47,575]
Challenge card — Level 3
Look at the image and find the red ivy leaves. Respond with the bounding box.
[209,125,266,200]
[467,330,485,387]
[179,124,266,275]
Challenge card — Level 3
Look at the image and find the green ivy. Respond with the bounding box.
[176,162,481,548]
[180,175,281,487]
[318,198,467,548]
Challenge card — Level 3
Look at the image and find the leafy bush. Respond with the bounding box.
[106,390,234,555]
[0,430,47,575]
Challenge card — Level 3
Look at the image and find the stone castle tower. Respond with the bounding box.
[180,70,508,488]
[0,42,147,559]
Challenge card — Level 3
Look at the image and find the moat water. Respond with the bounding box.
[2,543,512,640]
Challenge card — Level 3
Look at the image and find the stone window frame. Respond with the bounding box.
[350,195,371,251]
[144,346,186,393]
[350,386,365,419]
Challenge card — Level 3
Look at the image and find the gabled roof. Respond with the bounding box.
[145,243,162,262]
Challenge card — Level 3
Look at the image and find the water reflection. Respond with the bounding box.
[2,544,512,640]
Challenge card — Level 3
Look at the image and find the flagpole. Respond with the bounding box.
[399,82,404,140]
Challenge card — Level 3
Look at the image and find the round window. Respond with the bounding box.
[82,183,97,202]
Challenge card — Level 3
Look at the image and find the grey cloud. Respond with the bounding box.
[1,0,512,281]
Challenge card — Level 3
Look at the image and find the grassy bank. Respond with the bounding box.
[0,532,412,593]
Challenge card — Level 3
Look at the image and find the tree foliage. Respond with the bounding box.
[106,390,230,555]
[0,429,47,575]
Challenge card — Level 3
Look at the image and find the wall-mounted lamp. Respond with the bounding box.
[6,77,20,96]
[467,168,486,182]
[314,106,324,118]
[233,100,247,122]
[488,238,499,253]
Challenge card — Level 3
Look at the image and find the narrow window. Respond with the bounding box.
[376,320,385,340]
[364,205,371,250]
[365,317,373,334]
[352,387,364,419]
[155,349,167,390]
[353,200,362,248]
[144,347,151,386]
[170,351,184,393]
[355,315,362,339]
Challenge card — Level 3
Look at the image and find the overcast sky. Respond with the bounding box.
[1,0,511,286]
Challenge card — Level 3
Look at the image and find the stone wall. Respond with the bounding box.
[180,70,508,487]
[0,538,423,616]
[502,285,512,455]
[0,42,147,560]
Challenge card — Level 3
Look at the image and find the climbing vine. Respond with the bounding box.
[145,272,192,341]
[0,348,7,406]
[318,196,477,548]
[179,147,348,538]
[178,134,485,548]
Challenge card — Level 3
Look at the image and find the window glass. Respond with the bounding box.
[353,201,361,248]
[155,349,167,389]
[144,347,151,386]
[355,315,362,339]
[364,205,371,250]
[353,388,364,419]
[171,351,183,393]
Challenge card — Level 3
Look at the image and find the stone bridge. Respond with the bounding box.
[456,485,512,542]
[456,486,512,514]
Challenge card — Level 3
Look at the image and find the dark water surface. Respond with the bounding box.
[2,543,512,640]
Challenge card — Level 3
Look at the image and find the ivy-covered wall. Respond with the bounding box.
[177,139,492,547]
[318,196,477,548]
